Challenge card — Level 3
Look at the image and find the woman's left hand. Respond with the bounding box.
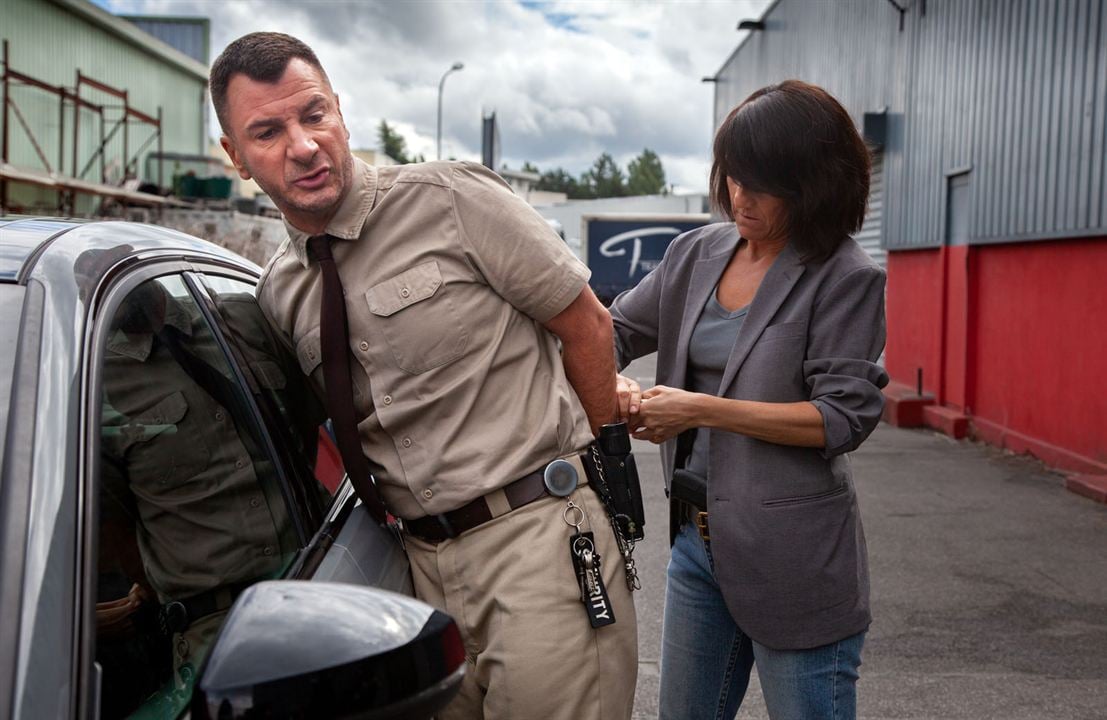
[633,385,702,444]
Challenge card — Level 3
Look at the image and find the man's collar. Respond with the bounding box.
[285,157,378,268]
[107,292,195,361]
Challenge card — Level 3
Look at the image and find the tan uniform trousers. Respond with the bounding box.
[405,483,638,720]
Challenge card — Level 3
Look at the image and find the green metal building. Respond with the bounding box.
[1,0,209,214]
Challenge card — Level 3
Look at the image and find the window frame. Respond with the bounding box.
[76,259,351,719]
[185,269,340,534]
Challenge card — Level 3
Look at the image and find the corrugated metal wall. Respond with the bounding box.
[713,0,1107,251]
[855,151,886,267]
[1,0,207,199]
[121,16,209,65]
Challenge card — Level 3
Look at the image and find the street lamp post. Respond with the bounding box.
[437,62,464,161]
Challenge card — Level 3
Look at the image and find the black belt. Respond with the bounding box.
[159,579,254,635]
[404,455,589,544]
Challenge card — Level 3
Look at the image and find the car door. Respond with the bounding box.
[81,263,409,720]
[189,269,411,593]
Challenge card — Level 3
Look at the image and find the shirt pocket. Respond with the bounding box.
[365,261,469,374]
[119,391,213,491]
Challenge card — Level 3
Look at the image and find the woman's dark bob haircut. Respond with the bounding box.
[710,80,871,263]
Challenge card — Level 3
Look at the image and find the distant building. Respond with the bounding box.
[535,193,709,258]
[119,15,209,64]
[352,149,399,168]
[709,0,1107,488]
[496,166,568,206]
[1,0,209,214]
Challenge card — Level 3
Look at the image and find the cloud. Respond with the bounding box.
[102,0,769,192]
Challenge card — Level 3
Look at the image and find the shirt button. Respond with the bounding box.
[215,411,224,421]
[235,459,245,469]
[359,341,369,351]
[250,497,261,508]
[383,394,393,405]
[422,489,433,499]
[263,546,274,556]
[308,350,316,360]
[400,287,411,298]
[402,437,413,448]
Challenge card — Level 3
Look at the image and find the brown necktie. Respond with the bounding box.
[307,234,389,524]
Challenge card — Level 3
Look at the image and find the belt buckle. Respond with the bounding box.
[695,511,710,542]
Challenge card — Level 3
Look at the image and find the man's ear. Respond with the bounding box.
[336,94,350,142]
[220,134,252,180]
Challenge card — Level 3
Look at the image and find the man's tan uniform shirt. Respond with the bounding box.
[257,159,594,519]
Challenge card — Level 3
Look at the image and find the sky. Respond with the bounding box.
[97,0,770,194]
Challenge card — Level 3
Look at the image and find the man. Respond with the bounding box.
[210,32,637,720]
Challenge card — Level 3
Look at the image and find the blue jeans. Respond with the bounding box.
[659,522,865,720]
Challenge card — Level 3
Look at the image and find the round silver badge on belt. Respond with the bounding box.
[543,459,579,497]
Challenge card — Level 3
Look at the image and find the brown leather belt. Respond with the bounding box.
[404,454,589,544]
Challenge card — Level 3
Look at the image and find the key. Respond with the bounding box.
[581,548,597,596]
[568,532,616,629]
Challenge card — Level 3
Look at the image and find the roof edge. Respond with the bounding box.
[712,0,785,80]
[48,0,209,82]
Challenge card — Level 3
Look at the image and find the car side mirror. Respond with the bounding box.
[191,581,465,720]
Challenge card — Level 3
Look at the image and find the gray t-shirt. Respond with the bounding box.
[684,290,749,478]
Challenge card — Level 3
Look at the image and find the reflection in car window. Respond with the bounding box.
[94,275,298,719]
[198,274,337,517]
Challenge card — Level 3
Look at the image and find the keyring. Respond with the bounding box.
[572,535,595,557]
[562,501,585,530]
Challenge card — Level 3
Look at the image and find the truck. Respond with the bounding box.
[581,212,712,305]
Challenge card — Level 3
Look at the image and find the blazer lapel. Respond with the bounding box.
[671,235,738,391]
[718,243,806,395]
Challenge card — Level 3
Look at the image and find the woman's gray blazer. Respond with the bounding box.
[610,222,888,650]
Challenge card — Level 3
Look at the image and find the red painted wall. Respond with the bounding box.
[885,249,943,397]
[970,237,1107,468]
[886,236,1107,473]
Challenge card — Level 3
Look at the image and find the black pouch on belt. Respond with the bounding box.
[670,468,707,510]
[588,422,646,541]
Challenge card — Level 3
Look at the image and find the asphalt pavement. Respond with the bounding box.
[622,353,1107,720]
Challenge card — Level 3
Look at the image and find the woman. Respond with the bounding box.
[610,80,888,719]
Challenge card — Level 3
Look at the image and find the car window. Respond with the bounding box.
[92,274,301,719]
[195,273,338,517]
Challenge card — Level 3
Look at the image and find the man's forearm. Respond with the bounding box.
[561,322,618,435]
[543,287,619,436]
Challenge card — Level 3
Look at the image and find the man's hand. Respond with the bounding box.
[632,385,701,444]
[615,374,642,424]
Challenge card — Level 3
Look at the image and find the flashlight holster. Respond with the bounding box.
[586,422,646,541]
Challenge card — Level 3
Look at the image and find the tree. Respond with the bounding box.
[522,161,540,174]
[378,119,419,164]
[581,153,626,198]
[626,148,667,196]
[537,167,583,197]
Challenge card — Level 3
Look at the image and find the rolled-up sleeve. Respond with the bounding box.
[803,265,889,458]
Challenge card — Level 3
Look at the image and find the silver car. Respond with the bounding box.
[0,216,463,720]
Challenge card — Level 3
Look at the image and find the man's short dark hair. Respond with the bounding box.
[710,80,871,263]
[210,32,329,134]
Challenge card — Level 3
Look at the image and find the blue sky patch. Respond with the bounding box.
[519,1,584,33]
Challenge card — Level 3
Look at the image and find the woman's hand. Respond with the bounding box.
[615,374,642,423]
[633,385,702,444]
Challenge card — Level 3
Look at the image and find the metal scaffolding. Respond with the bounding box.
[1,39,179,215]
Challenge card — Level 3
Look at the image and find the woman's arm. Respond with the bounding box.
[631,263,888,450]
[630,385,824,447]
